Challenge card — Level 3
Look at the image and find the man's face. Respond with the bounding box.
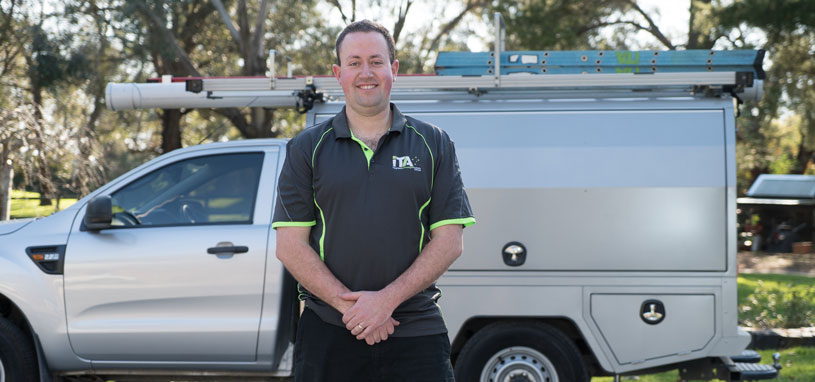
[333,32,399,117]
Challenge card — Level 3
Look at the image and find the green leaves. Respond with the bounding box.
[740,279,815,329]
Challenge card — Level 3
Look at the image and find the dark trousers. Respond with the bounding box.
[294,308,455,382]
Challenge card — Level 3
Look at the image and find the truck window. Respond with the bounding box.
[109,153,263,227]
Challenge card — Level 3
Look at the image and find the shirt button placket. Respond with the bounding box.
[362,146,373,174]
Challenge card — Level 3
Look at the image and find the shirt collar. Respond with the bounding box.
[332,103,406,139]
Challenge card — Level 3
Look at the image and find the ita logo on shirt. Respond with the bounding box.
[392,155,422,172]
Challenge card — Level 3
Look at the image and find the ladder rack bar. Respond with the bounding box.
[198,72,744,93]
[105,74,763,111]
[493,12,504,87]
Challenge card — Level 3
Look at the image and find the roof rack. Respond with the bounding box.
[105,13,765,112]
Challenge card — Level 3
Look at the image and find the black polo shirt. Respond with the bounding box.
[272,103,475,337]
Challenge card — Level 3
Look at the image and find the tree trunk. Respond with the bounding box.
[687,0,715,49]
[249,108,274,138]
[32,84,53,206]
[0,155,11,221]
[795,133,813,174]
[161,109,183,153]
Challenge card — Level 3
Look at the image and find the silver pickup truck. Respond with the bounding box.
[0,140,299,381]
[1,92,780,381]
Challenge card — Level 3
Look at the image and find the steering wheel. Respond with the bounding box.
[112,211,141,226]
[179,200,207,224]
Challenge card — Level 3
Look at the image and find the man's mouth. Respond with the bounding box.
[357,84,377,90]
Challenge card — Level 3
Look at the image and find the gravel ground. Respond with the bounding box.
[738,252,815,276]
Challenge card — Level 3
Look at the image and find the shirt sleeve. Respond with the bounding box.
[272,139,317,229]
[428,130,475,231]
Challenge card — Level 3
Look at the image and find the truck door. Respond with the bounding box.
[63,151,274,363]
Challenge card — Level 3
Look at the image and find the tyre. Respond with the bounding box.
[0,317,38,382]
[454,322,589,382]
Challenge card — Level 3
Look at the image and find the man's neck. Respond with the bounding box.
[346,104,392,138]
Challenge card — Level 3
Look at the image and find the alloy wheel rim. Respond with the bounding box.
[480,346,558,382]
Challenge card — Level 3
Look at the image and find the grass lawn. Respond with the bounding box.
[738,273,815,329]
[737,273,815,306]
[9,189,77,219]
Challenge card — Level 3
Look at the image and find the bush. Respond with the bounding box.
[740,280,815,328]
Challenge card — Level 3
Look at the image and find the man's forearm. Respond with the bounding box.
[340,224,463,340]
[381,224,463,309]
[276,227,354,314]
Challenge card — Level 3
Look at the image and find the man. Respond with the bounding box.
[273,19,475,382]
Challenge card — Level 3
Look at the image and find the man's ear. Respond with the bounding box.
[332,64,341,80]
[391,59,399,81]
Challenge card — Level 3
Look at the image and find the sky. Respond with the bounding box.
[323,0,696,52]
[634,0,691,48]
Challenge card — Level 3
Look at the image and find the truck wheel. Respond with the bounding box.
[0,317,38,382]
[454,322,589,382]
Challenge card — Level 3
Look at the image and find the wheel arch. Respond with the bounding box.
[0,293,33,341]
[450,316,605,377]
[0,292,48,381]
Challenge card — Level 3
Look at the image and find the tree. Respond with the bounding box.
[111,0,332,150]
[118,0,221,153]
[326,0,490,73]
[486,0,737,52]
[487,0,628,50]
[0,1,109,218]
[24,24,70,205]
[0,0,25,218]
[718,0,815,188]
[211,0,325,138]
[0,104,37,220]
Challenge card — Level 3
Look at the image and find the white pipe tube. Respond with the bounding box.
[105,82,299,110]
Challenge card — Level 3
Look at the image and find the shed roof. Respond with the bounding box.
[746,174,815,199]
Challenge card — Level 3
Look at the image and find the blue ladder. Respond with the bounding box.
[435,50,765,79]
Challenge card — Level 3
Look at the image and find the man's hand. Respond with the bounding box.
[356,317,399,345]
[340,291,400,345]
[276,227,361,315]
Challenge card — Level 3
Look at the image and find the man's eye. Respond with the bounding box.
[348,62,359,66]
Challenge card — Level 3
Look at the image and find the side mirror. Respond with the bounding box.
[84,195,112,231]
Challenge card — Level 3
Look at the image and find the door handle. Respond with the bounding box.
[207,242,249,256]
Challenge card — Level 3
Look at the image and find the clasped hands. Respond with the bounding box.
[340,290,400,346]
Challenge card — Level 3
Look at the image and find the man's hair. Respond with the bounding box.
[335,20,396,66]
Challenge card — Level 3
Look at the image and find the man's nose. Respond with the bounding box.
[361,63,374,76]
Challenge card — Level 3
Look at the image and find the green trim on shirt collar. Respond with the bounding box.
[348,128,375,169]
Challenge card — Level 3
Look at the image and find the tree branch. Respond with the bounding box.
[328,0,349,24]
[625,0,675,49]
[212,0,243,51]
[586,19,651,34]
[392,0,414,44]
[251,0,271,60]
[238,0,249,57]
[424,0,486,59]
[135,1,201,76]
[181,2,216,48]
[687,0,697,48]
[214,108,251,137]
